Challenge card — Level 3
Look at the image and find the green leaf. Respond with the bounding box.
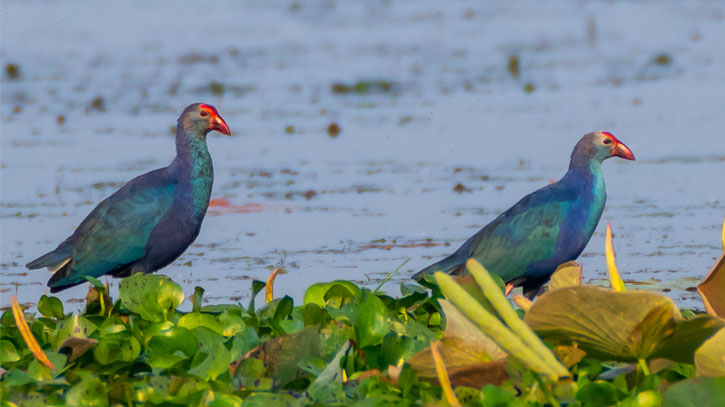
[353,290,388,348]
[37,295,64,320]
[248,280,266,313]
[178,312,225,336]
[576,381,619,406]
[0,340,20,363]
[653,316,725,363]
[65,372,108,407]
[93,336,141,364]
[55,314,98,349]
[663,377,725,407]
[148,326,200,358]
[307,341,351,404]
[694,328,725,377]
[188,327,230,380]
[119,273,184,322]
[304,281,360,307]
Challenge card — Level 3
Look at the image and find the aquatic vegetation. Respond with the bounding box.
[2,223,723,405]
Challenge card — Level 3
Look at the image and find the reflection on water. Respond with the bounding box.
[1,0,724,310]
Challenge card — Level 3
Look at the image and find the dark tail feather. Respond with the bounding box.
[412,254,466,281]
[26,246,72,270]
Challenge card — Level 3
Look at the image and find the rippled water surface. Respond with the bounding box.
[2,0,724,310]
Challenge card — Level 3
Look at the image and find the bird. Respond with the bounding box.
[413,131,635,299]
[26,103,231,293]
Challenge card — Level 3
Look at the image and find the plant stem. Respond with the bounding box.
[638,359,651,376]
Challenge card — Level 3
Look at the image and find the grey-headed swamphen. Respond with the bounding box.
[413,131,635,298]
[27,103,231,292]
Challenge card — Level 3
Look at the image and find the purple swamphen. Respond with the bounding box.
[413,131,635,298]
[27,103,231,292]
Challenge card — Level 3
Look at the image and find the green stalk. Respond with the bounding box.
[435,272,560,379]
[466,259,570,378]
[638,359,651,376]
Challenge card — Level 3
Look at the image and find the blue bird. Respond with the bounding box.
[414,131,635,298]
[27,103,231,292]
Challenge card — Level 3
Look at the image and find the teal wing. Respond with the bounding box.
[49,170,176,288]
[466,198,569,282]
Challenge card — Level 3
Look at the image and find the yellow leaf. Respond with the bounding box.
[265,267,280,303]
[606,224,626,291]
[11,296,56,370]
[430,340,461,407]
[721,219,724,252]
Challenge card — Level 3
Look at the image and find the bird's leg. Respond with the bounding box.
[504,283,514,296]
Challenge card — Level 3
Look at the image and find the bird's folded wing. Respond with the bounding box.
[467,191,570,281]
[68,181,176,279]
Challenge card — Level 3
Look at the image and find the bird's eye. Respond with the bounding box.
[200,111,208,117]
[603,138,612,145]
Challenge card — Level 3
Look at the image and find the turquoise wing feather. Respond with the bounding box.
[48,171,176,288]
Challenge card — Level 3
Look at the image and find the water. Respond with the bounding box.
[1,0,723,310]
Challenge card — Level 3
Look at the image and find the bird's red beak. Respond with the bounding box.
[212,114,231,136]
[614,140,635,160]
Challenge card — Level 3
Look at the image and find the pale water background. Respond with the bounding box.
[1,0,723,310]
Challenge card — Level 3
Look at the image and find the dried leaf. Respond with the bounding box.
[698,253,725,317]
[11,296,56,370]
[430,340,460,407]
[548,261,582,291]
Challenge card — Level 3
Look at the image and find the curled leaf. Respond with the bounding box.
[605,224,625,291]
[266,267,280,304]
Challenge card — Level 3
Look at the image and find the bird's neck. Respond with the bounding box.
[563,155,607,236]
[173,129,214,218]
[564,154,603,187]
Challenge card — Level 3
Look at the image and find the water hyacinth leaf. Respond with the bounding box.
[662,376,725,407]
[698,252,725,317]
[353,290,388,348]
[178,312,225,336]
[0,340,21,363]
[304,280,360,307]
[548,261,582,291]
[119,273,184,322]
[65,372,108,407]
[694,328,725,377]
[37,295,64,320]
[55,314,98,349]
[188,327,231,380]
[307,340,351,404]
[148,326,200,357]
[244,326,322,387]
[525,286,683,362]
[218,310,246,337]
[93,336,141,364]
[248,280,266,312]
